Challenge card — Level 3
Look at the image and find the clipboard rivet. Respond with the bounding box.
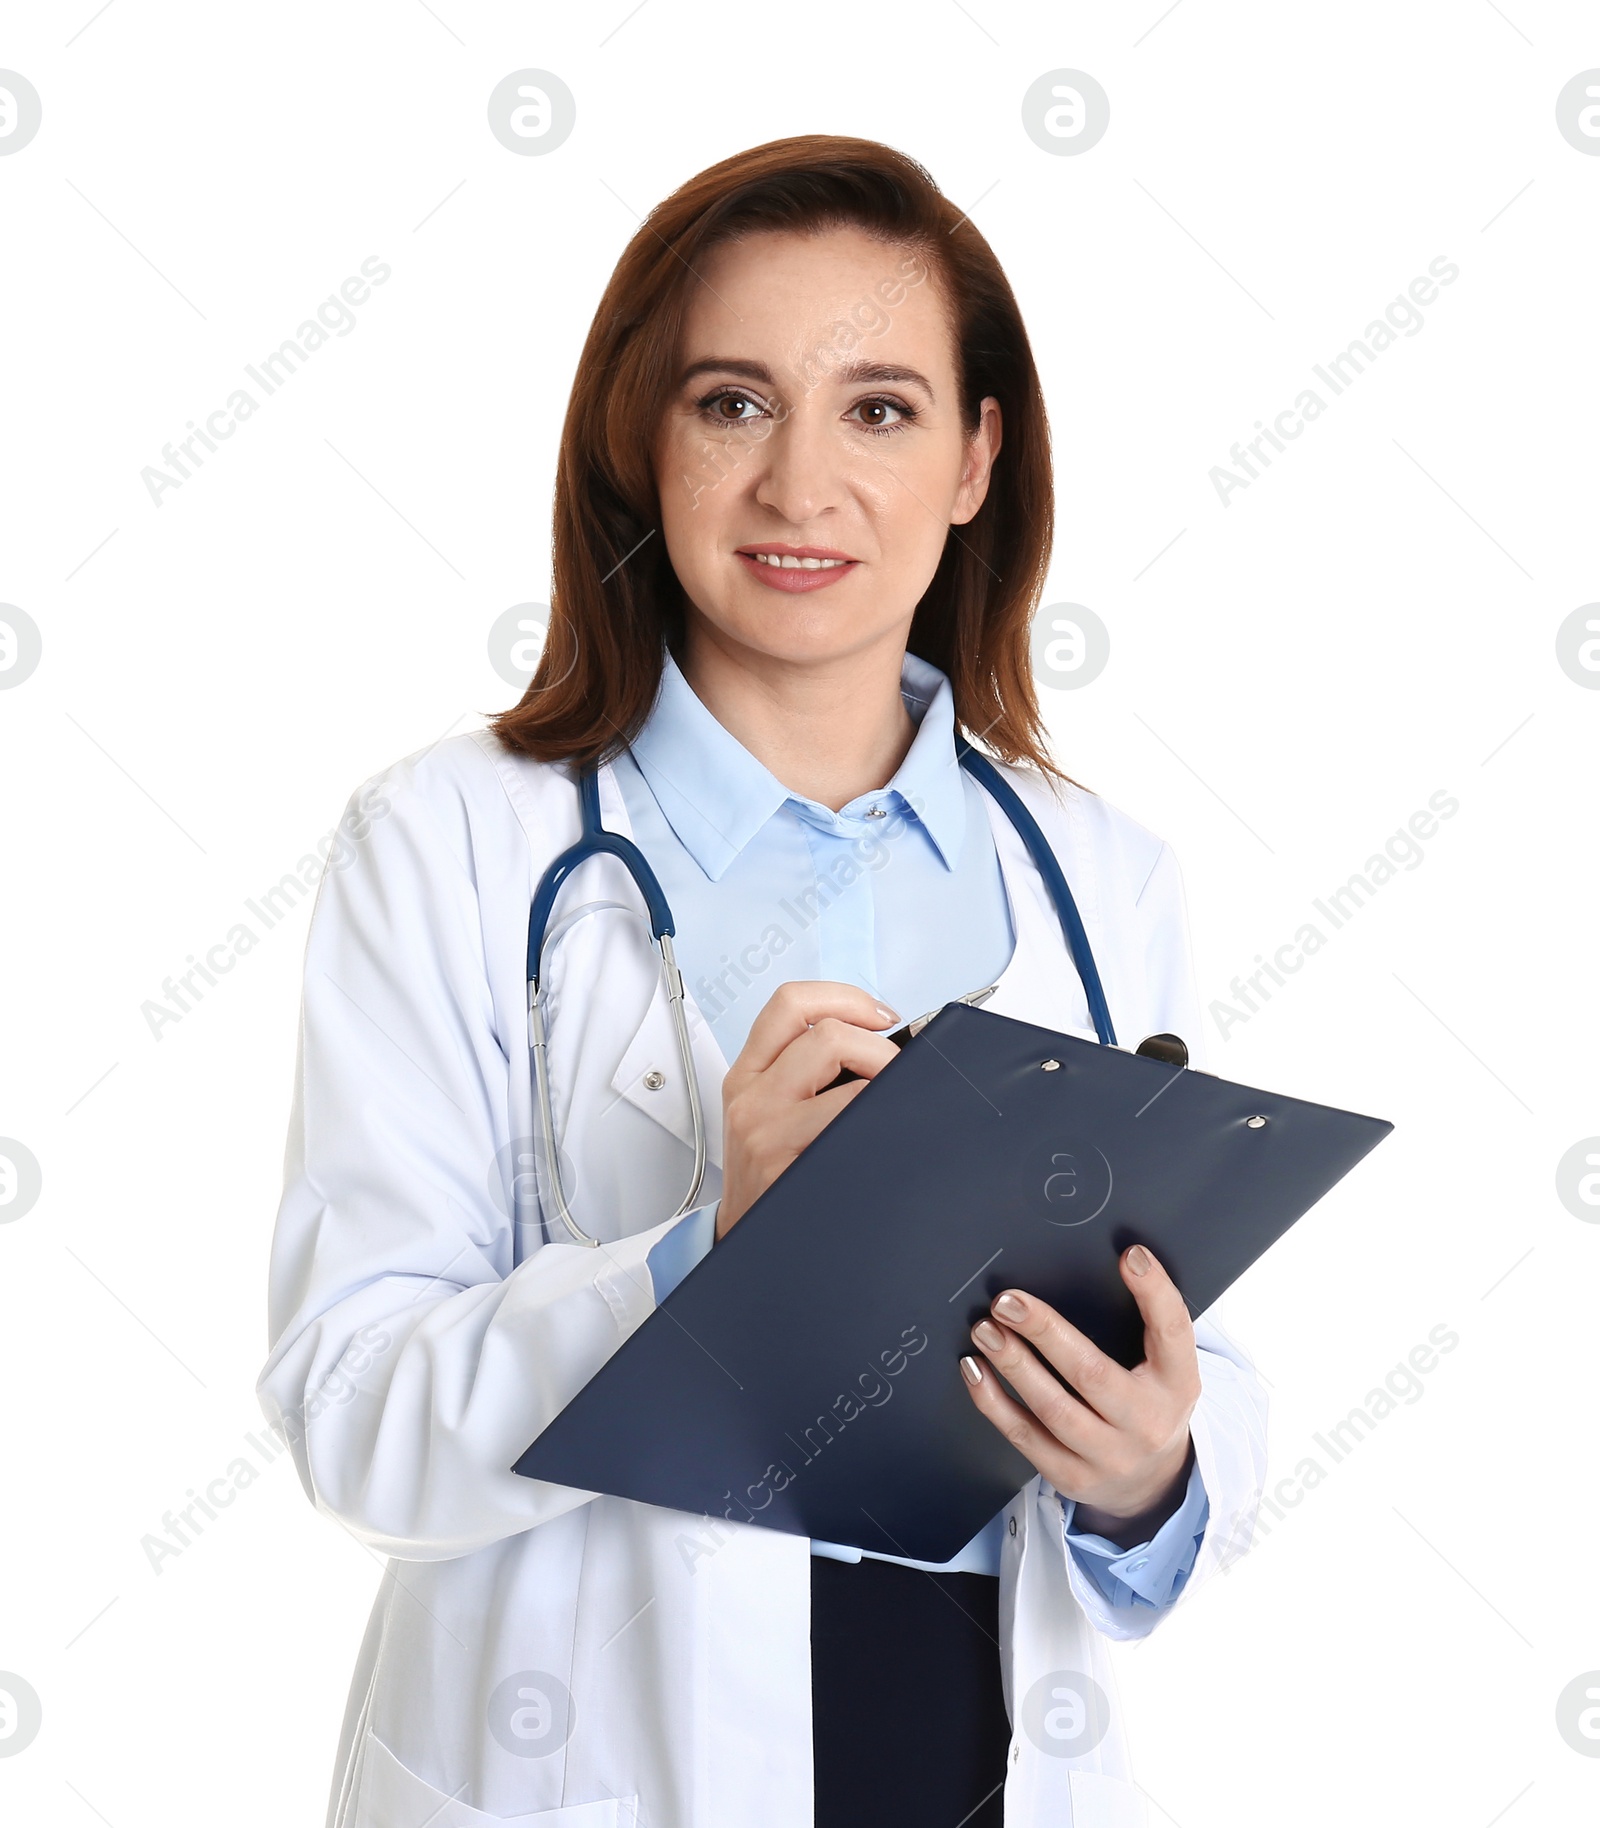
[1245,1114,1267,1128]
[1040,1059,1061,1072]
[643,1070,667,1091]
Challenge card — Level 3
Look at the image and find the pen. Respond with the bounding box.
[820,984,1000,1093]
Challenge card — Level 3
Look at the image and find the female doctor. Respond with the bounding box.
[258,135,1268,1828]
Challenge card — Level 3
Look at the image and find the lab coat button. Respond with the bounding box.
[1008,1515,1017,1537]
[643,1070,666,1091]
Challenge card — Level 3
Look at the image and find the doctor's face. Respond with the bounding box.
[651,225,1000,672]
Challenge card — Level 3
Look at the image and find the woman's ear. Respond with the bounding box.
[951,396,1003,526]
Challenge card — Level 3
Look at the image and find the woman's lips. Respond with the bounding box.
[735,550,860,593]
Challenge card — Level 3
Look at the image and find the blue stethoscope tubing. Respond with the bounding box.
[526,746,1117,1247]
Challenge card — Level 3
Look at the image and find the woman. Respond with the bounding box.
[258,136,1267,1828]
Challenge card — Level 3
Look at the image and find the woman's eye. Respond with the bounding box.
[700,389,765,423]
[849,397,914,432]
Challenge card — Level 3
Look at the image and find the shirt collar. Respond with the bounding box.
[626,646,968,881]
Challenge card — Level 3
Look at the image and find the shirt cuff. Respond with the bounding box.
[1060,1456,1210,1610]
[644,1201,719,1305]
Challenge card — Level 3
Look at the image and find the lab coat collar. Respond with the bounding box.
[626,645,969,880]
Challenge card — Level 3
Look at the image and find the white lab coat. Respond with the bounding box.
[257,727,1269,1828]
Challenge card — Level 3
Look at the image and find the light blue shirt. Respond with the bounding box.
[617,645,1208,1611]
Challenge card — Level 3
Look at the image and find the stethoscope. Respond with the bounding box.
[526,745,1120,1248]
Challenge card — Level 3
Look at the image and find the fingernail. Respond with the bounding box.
[972,1319,1005,1352]
[993,1292,1026,1323]
[959,1355,984,1386]
[1126,1245,1151,1276]
[875,1005,898,1024]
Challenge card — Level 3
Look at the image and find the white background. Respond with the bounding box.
[1,2,1597,1823]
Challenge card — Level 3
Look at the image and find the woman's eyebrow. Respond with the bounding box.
[676,356,937,400]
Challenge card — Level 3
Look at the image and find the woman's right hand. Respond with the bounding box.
[716,981,901,1239]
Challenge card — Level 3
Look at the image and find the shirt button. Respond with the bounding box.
[1008,1516,1017,1538]
[643,1070,666,1091]
[865,804,886,818]
[1127,1557,1149,1571]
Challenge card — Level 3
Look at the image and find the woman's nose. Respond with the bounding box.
[751,403,847,525]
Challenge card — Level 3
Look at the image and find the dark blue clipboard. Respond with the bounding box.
[514,1002,1393,1564]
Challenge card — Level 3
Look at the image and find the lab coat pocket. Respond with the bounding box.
[1068,1768,1150,1828]
[356,1730,633,1827]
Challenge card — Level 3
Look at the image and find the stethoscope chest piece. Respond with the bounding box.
[1134,1032,1189,1069]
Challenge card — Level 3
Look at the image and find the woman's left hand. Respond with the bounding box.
[960,1243,1201,1545]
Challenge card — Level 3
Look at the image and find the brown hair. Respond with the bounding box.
[490,133,1065,782]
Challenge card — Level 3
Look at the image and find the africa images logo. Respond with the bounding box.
[1040,1140,1113,1226]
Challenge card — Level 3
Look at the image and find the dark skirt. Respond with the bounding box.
[810,1553,1011,1826]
